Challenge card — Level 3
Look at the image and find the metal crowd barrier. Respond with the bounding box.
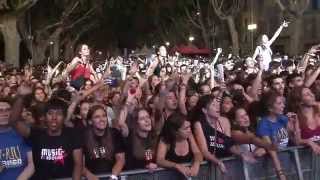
[57,146,320,180]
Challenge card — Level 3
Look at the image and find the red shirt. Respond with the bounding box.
[70,64,91,81]
[301,125,320,142]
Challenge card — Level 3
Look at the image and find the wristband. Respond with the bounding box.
[110,174,118,180]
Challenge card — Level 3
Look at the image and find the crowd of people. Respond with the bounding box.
[1,22,320,180]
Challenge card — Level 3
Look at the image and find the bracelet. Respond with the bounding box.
[110,174,118,180]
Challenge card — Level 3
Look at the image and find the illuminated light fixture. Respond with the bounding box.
[189,36,195,42]
[165,42,170,46]
[248,24,257,31]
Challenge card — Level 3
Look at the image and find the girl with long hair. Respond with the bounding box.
[83,105,125,180]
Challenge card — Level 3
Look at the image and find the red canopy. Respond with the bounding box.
[172,45,211,55]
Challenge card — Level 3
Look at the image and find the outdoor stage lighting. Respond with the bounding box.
[189,36,195,42]
[247,24,257,31]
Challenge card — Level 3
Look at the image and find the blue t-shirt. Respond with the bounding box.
[0,128,31,180]
[257,115,289,149]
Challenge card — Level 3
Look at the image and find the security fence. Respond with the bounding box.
[57,146,320,180]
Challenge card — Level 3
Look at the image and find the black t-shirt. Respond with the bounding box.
[27,127,82,179]
[84,128,125,174]
[199,119,234,158]
[125,131,157,170]
[165,141,193,164]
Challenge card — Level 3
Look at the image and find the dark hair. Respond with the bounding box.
[260,91,282,116]
[33,87,47,100]
[131,108,153,129]
[287,72,302,83]
[85,105,114,159]
[267,74,283,87]
[75,44,89,58]
[229,106,256,131]
[287,86,304,112]
[45,98,68,116]
[160,112,188,145]
[0,97,12,106]
[191,95,216,122]
[51,89,72,103]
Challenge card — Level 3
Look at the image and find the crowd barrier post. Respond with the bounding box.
[291,148,304,180]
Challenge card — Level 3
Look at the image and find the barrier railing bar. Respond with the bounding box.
[242,160,250,180]
[292,148,304,180]
[55,146,315,180]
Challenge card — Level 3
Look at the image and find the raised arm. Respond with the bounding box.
[210,48,222,66]
[305,66,320,88]
[248,60,263,101]
[146,58,159,77]
[115,91,136,137]
[179,73,192,115]
[52,57,81,84]
[9,85,33,138]
[268,21,288,46]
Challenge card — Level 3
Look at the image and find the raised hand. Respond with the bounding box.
[181,72,192,85]
[309,44,320,54]
[129,62,139,75]
[282,20,289,28]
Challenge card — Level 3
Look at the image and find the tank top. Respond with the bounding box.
[70,63,91,81]
[301,125,320,142]
[200,119,234,158]
[165,141,193,164]
[257,45,272,71]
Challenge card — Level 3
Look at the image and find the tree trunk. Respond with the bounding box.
[1,15,21,67]
[226,16,240,55]
[63,38,75,63]
[52,37,60,62]
[199,20,210,48]
[289,16,303,56]
[33,43,47,65]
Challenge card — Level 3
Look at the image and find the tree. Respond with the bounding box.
[210,0,244,55]
[0,0,39,67]
[274,0,310,55]
[183,0,218,48]
[18,0,101,65]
